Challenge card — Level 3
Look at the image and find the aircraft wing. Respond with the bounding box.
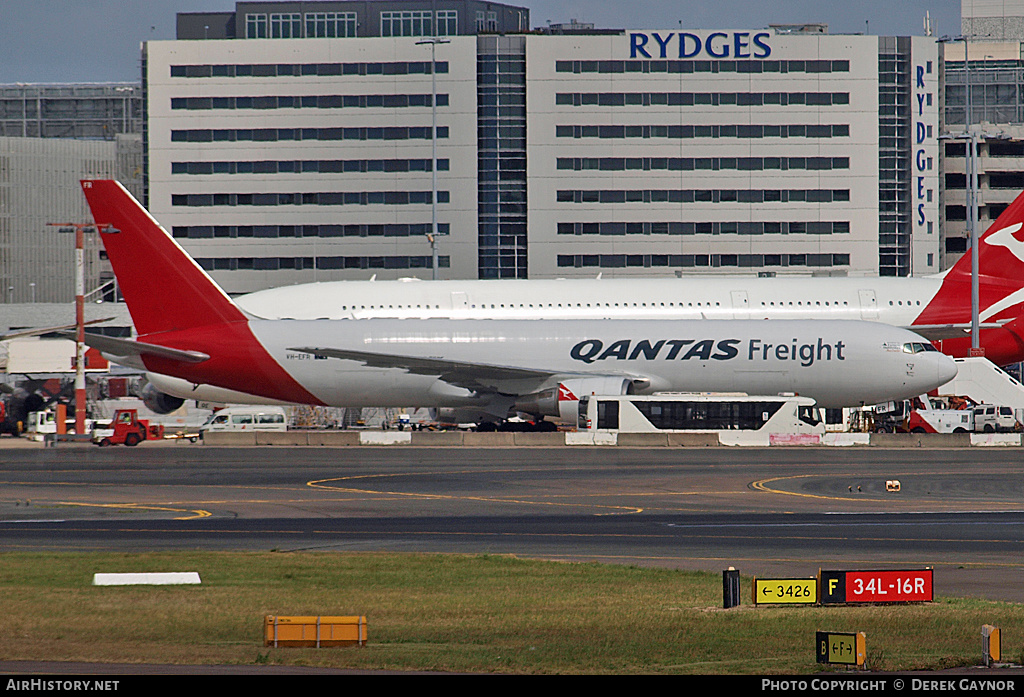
[57,332,210,363]
[287,345,640,394]
[908,322,1008,341]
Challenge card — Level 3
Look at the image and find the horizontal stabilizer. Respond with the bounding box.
[58,332,210,363]
[0,317,115,342]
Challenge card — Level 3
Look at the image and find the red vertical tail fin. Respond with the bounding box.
[80,180,247,337]
[943,188,1024,294]
[80,180,324,406]
[919,188,1024,327]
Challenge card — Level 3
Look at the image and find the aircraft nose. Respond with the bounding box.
[936,353,958,386]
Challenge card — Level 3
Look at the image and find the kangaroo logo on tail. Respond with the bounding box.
[919,195,1024,327]
[984,221,1024,264]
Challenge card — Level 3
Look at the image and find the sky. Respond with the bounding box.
[0,0,960,84]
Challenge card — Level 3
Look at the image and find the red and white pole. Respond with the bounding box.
[75,225,86,436]
[51,222,93,436]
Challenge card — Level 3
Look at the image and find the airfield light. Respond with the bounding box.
[417,18,450,282]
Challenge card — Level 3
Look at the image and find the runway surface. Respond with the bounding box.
[2,444,1023,601]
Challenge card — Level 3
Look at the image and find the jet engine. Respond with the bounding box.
[513,376,640,423]
[141,382,185,414]
[12,387,45,417]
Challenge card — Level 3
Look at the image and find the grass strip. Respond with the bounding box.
[1,551,1022,674]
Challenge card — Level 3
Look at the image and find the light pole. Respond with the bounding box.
[55,223,91,435]
[417,32,449,280]
[940,35,982,353]
[50,222,114,435]
[967,45,981,353]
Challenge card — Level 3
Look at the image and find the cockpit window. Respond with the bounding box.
[902,342,937,354]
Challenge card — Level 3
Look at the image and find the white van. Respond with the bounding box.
[972,404,1018,433]
[199,406,288,437]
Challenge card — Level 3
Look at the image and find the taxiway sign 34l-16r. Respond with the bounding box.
[79,180,956,423]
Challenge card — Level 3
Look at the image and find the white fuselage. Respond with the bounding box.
[237,276,944,324]
[146,318,957,411]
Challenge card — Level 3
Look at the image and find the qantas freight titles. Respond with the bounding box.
[570,338,846,366]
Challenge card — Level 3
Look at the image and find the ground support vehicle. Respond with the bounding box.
[577,393,824,436]
[92,408,164,446]
[198,406,288,439]
[906,408,974,433]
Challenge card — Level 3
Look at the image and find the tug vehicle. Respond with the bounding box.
[92,408,163,446]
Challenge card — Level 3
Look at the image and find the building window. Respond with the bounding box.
[170,93,448,110]
[555,221,850,236]
[436,11,457,36]
[555,188,849,204]
[555,124,848,139]
[306,12,357,38]
[270,13,302,38]
[170,61,447,78]
[171,158,449,175]
[171,190,450,207]
[556,253,850,269]
[381,10,432,37]
[475,11,499,31]
[555,91,849,107]
[477,37,527,279]
[556,156,848,172]
[171,126,448,143]
[557,59,850,74]
[246,14,268,39]
[196,256,450,271]
[175,223,450,239]
[946,237,967,253]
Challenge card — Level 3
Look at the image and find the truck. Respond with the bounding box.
[897,397,1019,434]
[906,408,974,434]
[26,409,95,441]
[92,408,164,446]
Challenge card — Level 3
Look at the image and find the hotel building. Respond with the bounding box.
[146,2,939,292]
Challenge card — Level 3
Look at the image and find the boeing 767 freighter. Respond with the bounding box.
[79,180,956,424]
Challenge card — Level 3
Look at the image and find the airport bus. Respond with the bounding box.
[576,393,825,435]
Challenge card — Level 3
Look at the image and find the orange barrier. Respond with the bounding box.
[264,615,367,648]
